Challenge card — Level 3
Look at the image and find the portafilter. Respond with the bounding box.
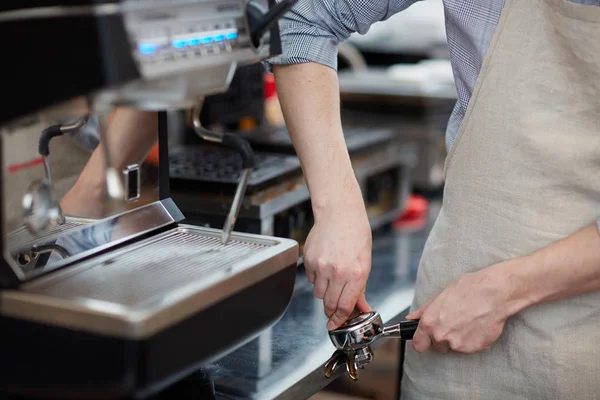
[325,310,419,381]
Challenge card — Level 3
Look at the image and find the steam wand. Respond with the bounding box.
[24,116,91,234]
[191,100,255,245]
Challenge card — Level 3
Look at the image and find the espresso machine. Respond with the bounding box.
[0,1,300,398]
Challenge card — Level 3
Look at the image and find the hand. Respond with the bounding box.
[304,194,373,330]
[406,262,518,354]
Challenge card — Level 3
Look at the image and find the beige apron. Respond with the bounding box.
[401,0,600,398]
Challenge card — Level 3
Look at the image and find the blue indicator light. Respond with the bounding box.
[172,40,187,49]
[200,36,213,44]
[139,43,157,55]
[226,32,238,40]
[188,38,200,46]
[214,35,225,42]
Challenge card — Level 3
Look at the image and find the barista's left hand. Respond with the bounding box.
[406,261,518,354]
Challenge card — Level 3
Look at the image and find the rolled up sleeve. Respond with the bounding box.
[268,0,418,70]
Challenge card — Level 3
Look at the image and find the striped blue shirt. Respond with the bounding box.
[270,0,599,151]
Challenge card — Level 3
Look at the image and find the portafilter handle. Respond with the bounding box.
[382,319,420,341]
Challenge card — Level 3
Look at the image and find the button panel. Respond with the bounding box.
[134,23,242,65]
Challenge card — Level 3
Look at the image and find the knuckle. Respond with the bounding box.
[337,301,353,316]
[331,264,345,279]
[351,268,365,282]
[324,298,337,312]
[448,337,462,352]
[420,317,435,332]
[316,257,331,271]
[432,331,447,344]
[333,307,350,321]
[314,287,325,299]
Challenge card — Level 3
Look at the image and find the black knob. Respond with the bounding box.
[246,0,298,48]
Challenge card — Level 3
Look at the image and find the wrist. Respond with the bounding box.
[485,256,539,320]
[311,174,366,222]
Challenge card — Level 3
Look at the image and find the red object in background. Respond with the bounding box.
[7,157,44,173]
[264,72,277,99]
[394,195,429,231]
[146,144,159,166]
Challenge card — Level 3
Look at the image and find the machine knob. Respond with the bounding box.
[246,0,298,47]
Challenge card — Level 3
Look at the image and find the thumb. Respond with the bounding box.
[356,293,371,313]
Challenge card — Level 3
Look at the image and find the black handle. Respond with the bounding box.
[38,124,64,157]
[222,133,256,170]
[399,319,419,341]
[247,0,298,47]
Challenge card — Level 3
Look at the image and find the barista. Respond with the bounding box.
[270,0,600,399]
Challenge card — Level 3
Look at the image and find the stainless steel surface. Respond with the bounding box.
[1,225,298,338]
[21,178,62,235]
[43,156,66,226]
[9,201,177,282]
[100,119,126,204]
[123,164,141,202]
[329,311,383,352]
[222,168,252,244]
[7,217,92,252]
[325,309,419,380]
[60,116,89,133]
[192,100,224,144]
[208,207,440,399]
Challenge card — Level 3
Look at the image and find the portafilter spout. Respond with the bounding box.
[191,101,255,245]
[325,310,419,381]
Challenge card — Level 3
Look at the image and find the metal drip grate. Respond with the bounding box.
[8,221,86,251]
[169,146,300,185]
[26,228,271,308]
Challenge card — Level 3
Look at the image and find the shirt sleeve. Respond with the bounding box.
[268,0,419,71]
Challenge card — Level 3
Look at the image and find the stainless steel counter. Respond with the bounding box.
[206,206,437,400]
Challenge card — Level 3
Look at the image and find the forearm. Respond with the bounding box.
[78,108,157,188]
[273,63,363,217]
[62,108,157,216]
[499,224,600,316]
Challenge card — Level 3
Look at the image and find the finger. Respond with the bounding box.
[327,282,362,330]
[356,293,371,313]
[432,340,450,354]
[412,328,432,353]
[313,273,329,300]
[406,298,434,320]
[306,269,316,284]
[323,281,346,319]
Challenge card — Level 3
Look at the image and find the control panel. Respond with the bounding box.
[122,0,262,80]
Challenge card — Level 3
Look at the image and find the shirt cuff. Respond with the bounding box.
[596,218,600,235]
[265,31,339,72]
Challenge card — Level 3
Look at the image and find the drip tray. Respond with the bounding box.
[7,217,93,252]
[1,225,299,339]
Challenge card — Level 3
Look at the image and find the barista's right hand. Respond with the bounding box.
[304,186,372,331]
